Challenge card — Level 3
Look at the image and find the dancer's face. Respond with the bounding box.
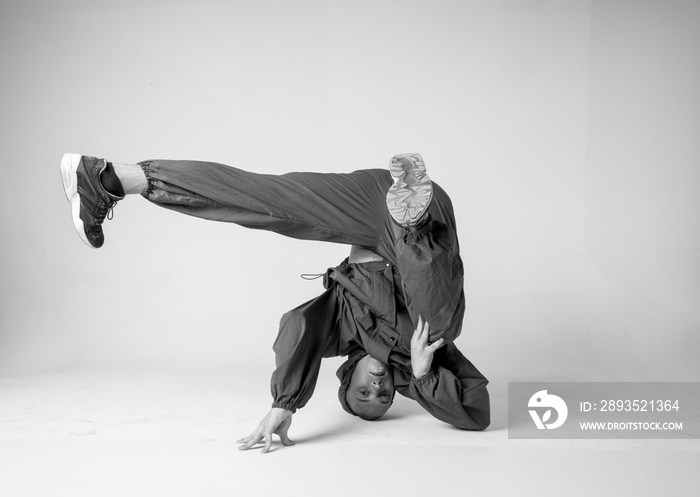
[347,355,395,420]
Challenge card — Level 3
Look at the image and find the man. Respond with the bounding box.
[237,250,490,453]
[60,152,490,452]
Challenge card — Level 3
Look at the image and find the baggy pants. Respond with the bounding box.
[139,159,465,344]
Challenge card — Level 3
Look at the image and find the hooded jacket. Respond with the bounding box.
[270,258,490,430]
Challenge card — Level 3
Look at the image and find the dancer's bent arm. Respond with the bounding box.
[407,316,490,431]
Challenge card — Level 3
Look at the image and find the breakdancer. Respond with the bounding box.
[60,152,490,452]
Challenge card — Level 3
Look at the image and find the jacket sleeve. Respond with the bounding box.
[270,288,340,413]
[407,344,490,430]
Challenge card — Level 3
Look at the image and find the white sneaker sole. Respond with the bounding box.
[386,153,433,227]
[60,152,94,248]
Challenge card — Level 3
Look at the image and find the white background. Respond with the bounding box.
[1,0,697,380]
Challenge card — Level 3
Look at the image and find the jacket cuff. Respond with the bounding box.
[271,401,297,413]
[412,369,437,385]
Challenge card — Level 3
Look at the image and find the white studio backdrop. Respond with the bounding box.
[0,0,698,382]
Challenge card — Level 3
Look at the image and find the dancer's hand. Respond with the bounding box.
[411,316,444,379]
[237,408,295,453]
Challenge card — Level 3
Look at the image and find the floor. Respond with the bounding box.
[1,362,698,496]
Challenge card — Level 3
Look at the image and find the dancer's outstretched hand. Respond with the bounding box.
[411,316,444,379]
[237,408,295,454]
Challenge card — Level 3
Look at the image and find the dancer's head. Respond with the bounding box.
[337,353,395,420]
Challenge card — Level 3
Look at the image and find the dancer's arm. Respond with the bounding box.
[269,289,339,412]
[409,318,490,430]
[238,288,339,453]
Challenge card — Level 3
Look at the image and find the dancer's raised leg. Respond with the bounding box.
[383,153,465,345]
[61,154,391,249]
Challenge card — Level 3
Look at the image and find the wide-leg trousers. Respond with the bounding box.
[139,159,465,343]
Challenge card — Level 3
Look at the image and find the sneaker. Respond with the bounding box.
[386,153,433,228]
[60,153,124,248]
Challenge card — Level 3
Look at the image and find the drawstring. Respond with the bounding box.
[300,273,325,280]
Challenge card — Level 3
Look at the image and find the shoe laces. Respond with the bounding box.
[86,197,118,234]
[95,200,117,225]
